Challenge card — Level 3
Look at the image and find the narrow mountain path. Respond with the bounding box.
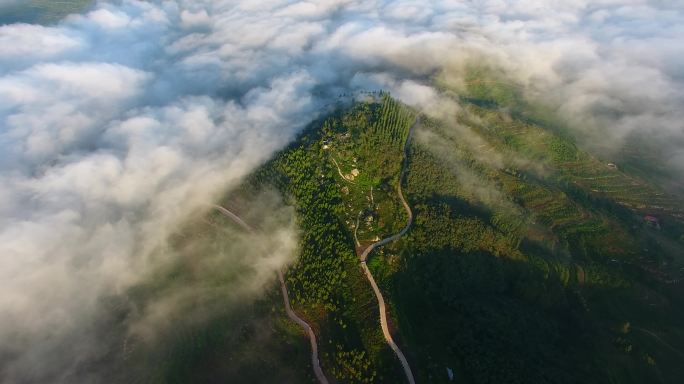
[332,158,356,184]
[353,211,362,247]
[358,117,419,384]
[633,326,684,361]
[213,205,329,384]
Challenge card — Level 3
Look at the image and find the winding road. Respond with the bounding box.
[213,116,419,384]
[633,326,684,361]
[213,205,329,384]
[358,117,419,384]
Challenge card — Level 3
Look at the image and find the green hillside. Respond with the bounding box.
[124,78,684,383]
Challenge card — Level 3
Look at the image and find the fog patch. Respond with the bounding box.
[1,0,683,381]
[127,189,298,343]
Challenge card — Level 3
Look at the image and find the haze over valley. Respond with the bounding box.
[1,1,683,383]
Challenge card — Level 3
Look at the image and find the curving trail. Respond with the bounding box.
[332,158,356,184]
[353,211,362,247]
[213,205,329,384]
[277,270,329,384]
[633,326,684,361]
[358,117,419,384]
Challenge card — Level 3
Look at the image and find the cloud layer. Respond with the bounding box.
[1,0,683,381]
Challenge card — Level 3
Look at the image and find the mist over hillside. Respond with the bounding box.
[0,1,683,382]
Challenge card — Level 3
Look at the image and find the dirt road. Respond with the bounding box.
[213,205,329,384]
[358,117,419,384]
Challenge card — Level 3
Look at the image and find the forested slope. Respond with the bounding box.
[129,83,684,383]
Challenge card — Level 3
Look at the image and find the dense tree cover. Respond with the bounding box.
[150,82,684,383]
[153,84,683,383]
[246,97,419,382]
[328,346,378,383]
[382,138,597,382]
[369,93,415,148]
[99,71,684,383]
[372,71,684,383]
[252,144,389,380]
[379,138,678,382]
[261,145,354,311]
[410,203,521,258]
[392,249,591,384]
[356,92,416,184]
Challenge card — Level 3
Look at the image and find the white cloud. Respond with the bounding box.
[0,24,82,59]
[1,0,683,381]
[87,8,132,29]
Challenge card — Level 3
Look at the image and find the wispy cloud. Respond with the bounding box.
[0,0,682,381]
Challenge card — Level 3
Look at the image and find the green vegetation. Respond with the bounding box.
[101,200,314,384]
[250,81,682,382]
[8,2,682,381]
[244,94,419,382]
[377,68,684,383]
[119,76,684,383]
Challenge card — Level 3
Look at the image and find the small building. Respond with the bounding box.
[644,215,661,230]
[607,163,618,170]
[351,169,360,177]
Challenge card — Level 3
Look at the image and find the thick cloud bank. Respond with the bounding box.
[1,0,683,381]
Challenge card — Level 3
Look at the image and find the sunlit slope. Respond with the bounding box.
[381,71,684,383]
[244,88,684,383]
[456,68,684,219]
[245,87,684,383]
[247,93,418,383]
[86,88,683,383]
